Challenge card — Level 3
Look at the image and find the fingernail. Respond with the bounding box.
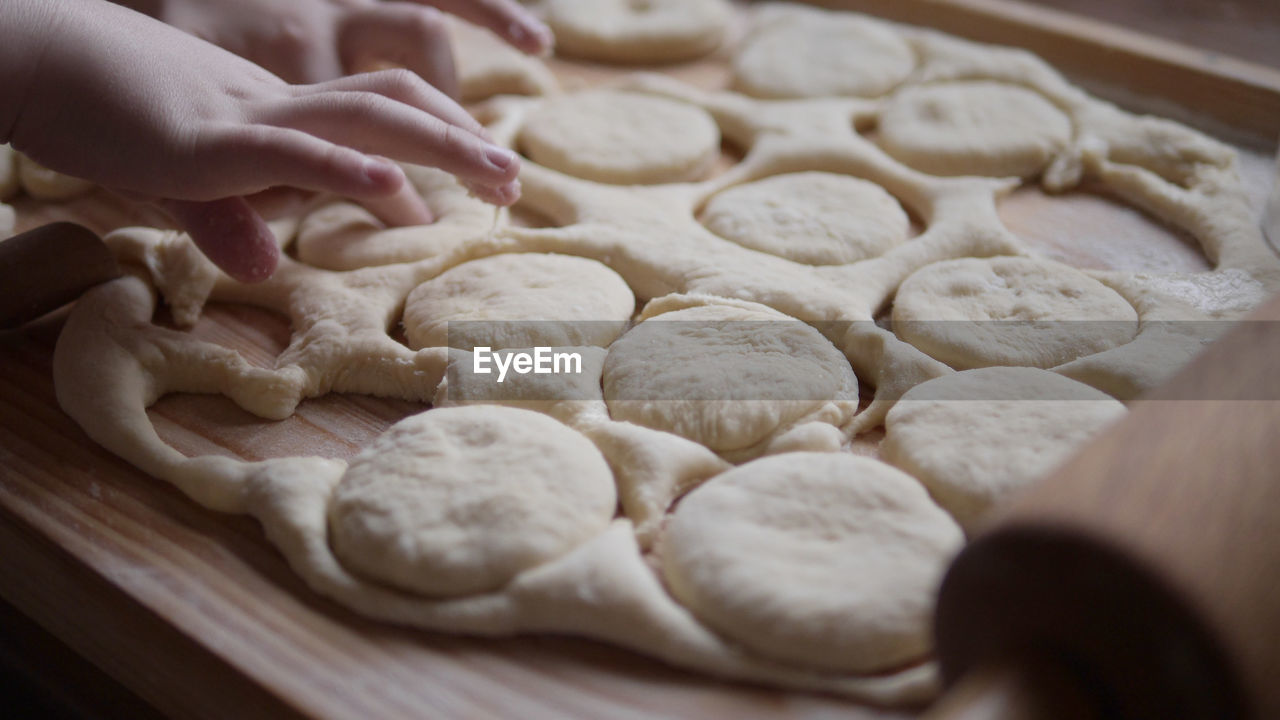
[534,23,555,54]
[485,145,518,173]
[496,179,521,205]
[510,20,554,55]
[363,158,399,188]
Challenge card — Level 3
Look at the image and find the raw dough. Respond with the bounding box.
[892,256,1139,369]
[329,405,617,596]
[447,16,557,101]
[544,0,732,64]
[16,152,94,201]
[661,452,963,673]
[519,90,721,185]
[702,172,910,265]
[603,303,858,452]
[48,2,1280,704]
[882,368,1127,531]
[878,81,1073,178]
[732,11,914,98]
[0,145,17,200]
[402,252,635,350]
[296,165,499,270]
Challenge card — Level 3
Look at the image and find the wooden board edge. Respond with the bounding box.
[799,0,1280,148]
[0,498,310,720]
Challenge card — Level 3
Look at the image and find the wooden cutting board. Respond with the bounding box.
[2,2,1278,718]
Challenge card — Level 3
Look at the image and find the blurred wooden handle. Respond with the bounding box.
[931,294,1280,720]
[923,659,1098,720]
[0,223,118,329]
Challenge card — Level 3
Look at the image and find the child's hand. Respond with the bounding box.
[137,0,553,89]
[1,0,523,283]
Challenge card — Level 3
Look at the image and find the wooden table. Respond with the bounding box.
[2,1,1278,718]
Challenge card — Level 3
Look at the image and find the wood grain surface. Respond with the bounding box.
[2,1,1278,718]
[818,0,1280,145]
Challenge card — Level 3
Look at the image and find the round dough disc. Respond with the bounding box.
[732,14,914,99]
[891,256,1139,369]
[544,0,731,64]
[329,406,617,597]
[519,90,721,185]
[882,367,1127,531]
[602,304,857,452]
[702,172,910,265]
[661,452,963,674]
[403,253,635,350]
[878,81,1071,177]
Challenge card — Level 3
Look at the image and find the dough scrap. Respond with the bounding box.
[16,152,94,201]
[295,165,498,270]
[882,368,1127,531]
[732,11,914,98]
[892,256,1139,369]
[878,81,1073,178]
[544,0,732,64]
[602,303,858,452]
[518,90,721,185]
[702,172,910,265]
[661,452,963,674]
[329,405,617,597]
[0,145,18,200]
[403,252,635,350]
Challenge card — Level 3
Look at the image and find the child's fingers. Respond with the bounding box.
[259,92,520,189]
[408,0,553,55]
[464,178,521,207]
[356,172,436,226]
[305,69,485,140]
[161,197,280,283]
[338,5,460,99]
[209,124,406,199]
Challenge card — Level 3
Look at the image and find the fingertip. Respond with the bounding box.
[360,181,435,227]
[213,216,280,284]
[164,197,281,283]
[361,157,406,195]
[483,145,521,183]
[508,19,554,56]
[465,178,521,207]
[234,246,280,283]
[533,25,556,57]
[236,234,281,283]
[496,178,521,206]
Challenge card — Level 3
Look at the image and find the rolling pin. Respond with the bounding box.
[926,293,1280,720]
[0,223,119,329]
